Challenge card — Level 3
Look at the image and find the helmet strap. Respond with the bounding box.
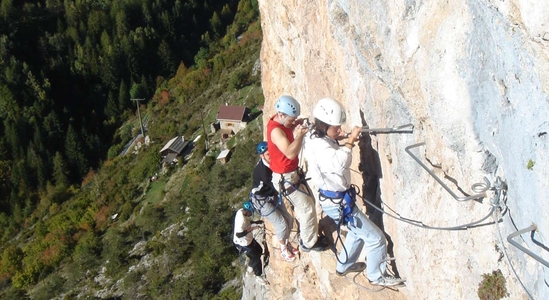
[277,112,289,125]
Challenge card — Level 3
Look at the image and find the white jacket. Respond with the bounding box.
[304,133,353,194]
[233,209,253,246]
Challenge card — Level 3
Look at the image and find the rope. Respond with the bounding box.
[350,272,385,292]
[317,189,359,265]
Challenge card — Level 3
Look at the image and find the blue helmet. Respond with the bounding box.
[275,95,300,117]
[256,141,268,154]
[243,200,254,212]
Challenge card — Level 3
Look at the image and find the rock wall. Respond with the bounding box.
[254,0,549,299]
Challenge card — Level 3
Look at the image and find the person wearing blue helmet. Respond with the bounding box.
[250,141,297,262]
[233,201,268,285]
[267,95,330,253]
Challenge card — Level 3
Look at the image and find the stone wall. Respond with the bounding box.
[253,0,549,299]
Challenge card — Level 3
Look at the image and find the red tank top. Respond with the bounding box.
[267,115,299,173]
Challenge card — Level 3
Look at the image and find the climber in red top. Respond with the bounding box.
[267,95,330,252]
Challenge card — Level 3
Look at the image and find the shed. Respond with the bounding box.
[160,136,189,163]
[216,105,248,134]
[216,149,231,164]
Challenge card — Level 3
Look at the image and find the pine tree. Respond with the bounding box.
[158,39,176,75]
[0,84,20,122]
[64,125,88,178]
[52,151,68,188]
[105,91,119,120]
[210,11,221,37]
[118,80,128,111]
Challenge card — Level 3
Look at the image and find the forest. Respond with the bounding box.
[0,0,264,298]
[0,0,241,239]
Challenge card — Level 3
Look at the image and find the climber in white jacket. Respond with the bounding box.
[303,97,405,287]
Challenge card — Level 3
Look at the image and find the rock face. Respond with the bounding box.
[255,0,549,299]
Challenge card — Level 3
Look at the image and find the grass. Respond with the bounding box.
[143,176,168,206]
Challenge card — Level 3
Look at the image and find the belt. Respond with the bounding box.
[319,189,346,199]
[285,184,297,195]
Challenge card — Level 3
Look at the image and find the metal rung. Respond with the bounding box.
[507,224,549,268]
[405,142,488,202]
[360,123,414,133]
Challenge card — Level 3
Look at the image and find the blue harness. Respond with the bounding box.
[319,187,356,226]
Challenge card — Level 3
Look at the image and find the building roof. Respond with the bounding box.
[217,105,246,121]
[160,136,188,155]
[217,149,231,160]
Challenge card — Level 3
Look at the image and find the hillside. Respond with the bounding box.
[0,0,264,299]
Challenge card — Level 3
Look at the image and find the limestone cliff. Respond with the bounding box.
[250,1,549,299]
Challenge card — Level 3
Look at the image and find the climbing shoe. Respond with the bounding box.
[280,248,296,262]
[370,274,406,287]
[336,262,366,276]
[255,275,268,286]
[286,242,299,255]
[300,236,330,252]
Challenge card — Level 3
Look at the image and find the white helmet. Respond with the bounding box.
[313,98,347,126]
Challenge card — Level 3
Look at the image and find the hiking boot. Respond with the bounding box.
[336,262,366,276]
[300,236,330,252]
[286,242,299,255]
[255,275,268,286]
[280,248,296,262]
[370,274,406,287]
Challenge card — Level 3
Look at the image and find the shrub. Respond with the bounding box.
[478,269,509,300]
[107,144,123,159]
[228,68,249,90]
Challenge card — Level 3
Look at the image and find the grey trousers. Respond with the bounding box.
[253,197,294,243]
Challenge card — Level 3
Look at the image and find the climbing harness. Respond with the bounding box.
[318,184,360,264]
[277,168,313,200]
[319,186,358,226]
[250,193,282,217]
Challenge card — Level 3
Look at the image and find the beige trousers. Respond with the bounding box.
[272,170,318,248]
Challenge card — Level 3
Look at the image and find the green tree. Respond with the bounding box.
[52,152,68,188]
[210,11,222,36]
[118,79,129,111]
[0,83,19,121]
[221,4,232,24]
[114,10,129,37]
[0,0,15,21]
[105,91,119,121]
[64,125,88,178]
[158,39,176,76]
[129,82,147,99]
[0,245,23,275]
